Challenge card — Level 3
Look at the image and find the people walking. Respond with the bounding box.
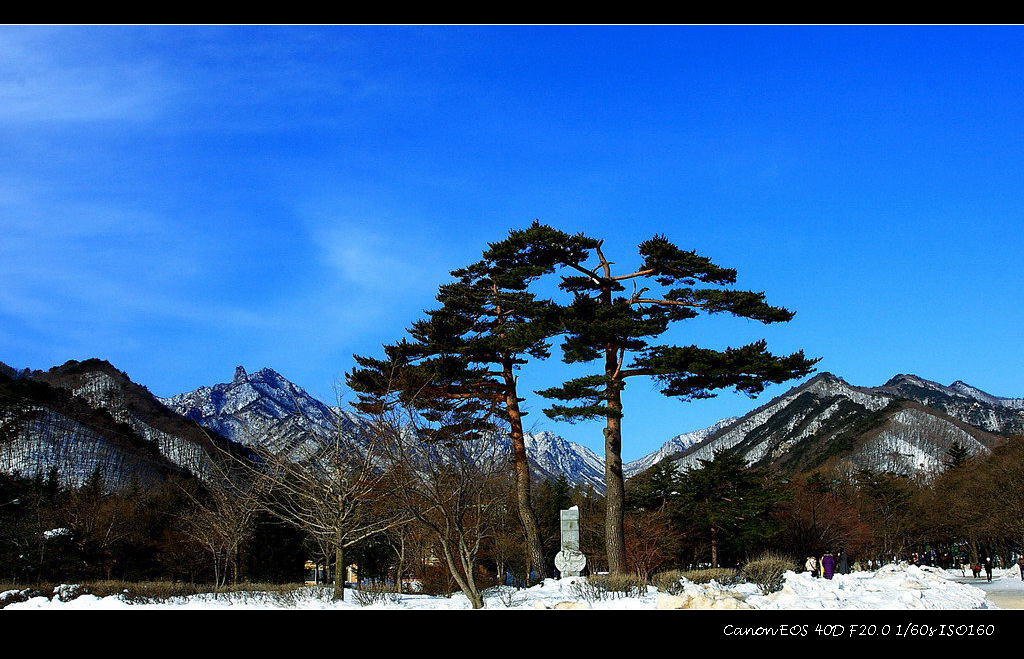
[837,549,850,575]
[984,556,993,582]
[1016,556,1024,581]
[805,555,819,578]
[822,551,836,579]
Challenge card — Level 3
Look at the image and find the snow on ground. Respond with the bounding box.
[2,564,994,610]
[945,565,1024,609]
[744,564,991,610]
[946,564,1023,581]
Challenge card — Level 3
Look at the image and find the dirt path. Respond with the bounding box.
[952,576,1024,609]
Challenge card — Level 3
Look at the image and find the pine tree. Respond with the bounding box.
[675,449,782,567]
[943,441,970,471]
[505,227,818,574]
[347,226,592,580]
[626,459,680,511]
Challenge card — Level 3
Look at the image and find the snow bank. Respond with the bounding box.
[747,564,991,610]
[2,565,993,610]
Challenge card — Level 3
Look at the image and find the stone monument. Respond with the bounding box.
[554,506,587,577]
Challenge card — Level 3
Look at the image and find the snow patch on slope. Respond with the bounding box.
[623,417,738,477]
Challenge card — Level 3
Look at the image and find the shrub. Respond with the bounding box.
[741,552,798,594]
[679,568,740,585]
[0,589,34,609]
[351,581,400,607]
[0,581,312,606]
[652,570,686,594]
[93,581,206,602]
[567,574,647,602]
[483,585,520,608]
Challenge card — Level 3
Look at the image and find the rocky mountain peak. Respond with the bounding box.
[882,373,939,389]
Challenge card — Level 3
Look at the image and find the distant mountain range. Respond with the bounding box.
[622,417,739,478]
[3,359,1022,490]
[160,365,612,491]
[670,372,1020,476]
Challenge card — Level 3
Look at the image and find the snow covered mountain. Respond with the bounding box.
[32,360,229,476]
[874,374,1024,434]
[13,360,1014,490]
[160,366,359,457]
[161,366,1023,484]
[521,431,606,491]
[162,366,610,489]
[0,360,217,487]
[670,372,1007,477]
[948,380,1024,410]
[622,417,739,478]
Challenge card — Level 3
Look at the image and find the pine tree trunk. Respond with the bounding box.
[711,525,719,568]
[604,371,627,575]
[504,368,548,581]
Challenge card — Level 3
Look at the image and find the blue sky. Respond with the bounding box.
[2,25,1022,460]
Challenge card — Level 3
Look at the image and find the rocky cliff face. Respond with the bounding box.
[520,431,606,491]
[160,365,353,458]
[163,366,612,490]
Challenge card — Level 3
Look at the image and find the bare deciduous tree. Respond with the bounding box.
[178,457,264,587]
[624,508,682,581]
[371,405,510,609]
[243,422,411,600]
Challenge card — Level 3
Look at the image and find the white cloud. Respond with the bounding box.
[0,27,171,125]
[0,181,259,334]
[316,223,431,291]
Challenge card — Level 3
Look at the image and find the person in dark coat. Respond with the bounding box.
[1016,557,1024,581]
[984,557,993,582]
[837,549,850,575]
[821,552,836,579]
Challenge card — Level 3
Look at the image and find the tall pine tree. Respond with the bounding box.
[348,227,592,580]
[501,226,817,574]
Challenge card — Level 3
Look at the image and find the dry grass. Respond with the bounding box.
[678,567,740,585]
[0,580,311,607]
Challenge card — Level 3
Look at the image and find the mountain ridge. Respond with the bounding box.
[6,359,1022,489]
[670,370,1010,477]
